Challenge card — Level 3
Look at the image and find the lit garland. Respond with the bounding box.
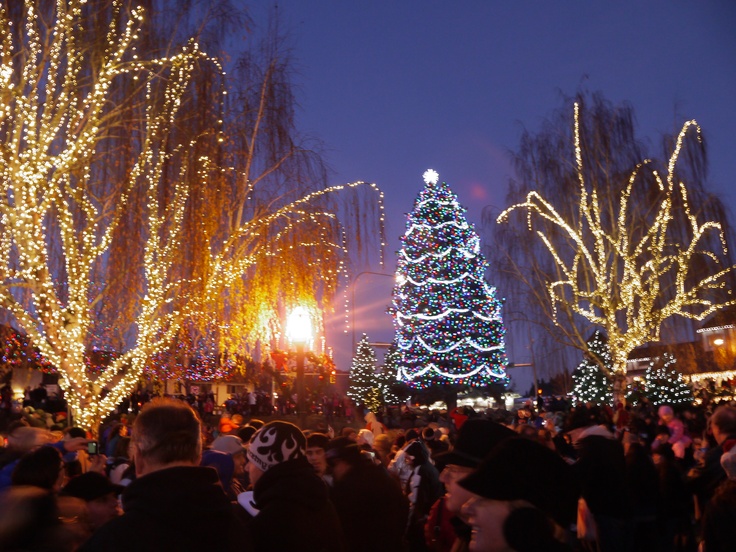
[696,325,735,333]
[572,330,613,405]
[391,170,508,389]
[686,370,736,383]
[497,103,736,384]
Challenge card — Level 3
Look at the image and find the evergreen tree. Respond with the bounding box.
[391,170,508,390]
[643,353,693,406]
[378,344,403,406]
[347,335,380,411]
[572,331,613,405]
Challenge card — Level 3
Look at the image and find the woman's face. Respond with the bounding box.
[462,497,514,552]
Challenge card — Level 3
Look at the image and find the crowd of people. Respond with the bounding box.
[0,394,735,552]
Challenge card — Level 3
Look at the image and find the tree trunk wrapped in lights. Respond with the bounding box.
[497,96,736,404]
[0,1,384,433]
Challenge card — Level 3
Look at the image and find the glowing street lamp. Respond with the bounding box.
[286,306,312,427]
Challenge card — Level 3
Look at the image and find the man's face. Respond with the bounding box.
[232,451,246,475]
[462,497,513,552]
[86,493,121,530]
[306,446,327,476]
[247,460,265,487]
[329,458,350,481]
[439,464,476,515]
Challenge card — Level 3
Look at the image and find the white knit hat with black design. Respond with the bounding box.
[246,421,306,472]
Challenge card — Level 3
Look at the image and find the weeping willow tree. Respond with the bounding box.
[492,92,736,404]
[0,0,383,432]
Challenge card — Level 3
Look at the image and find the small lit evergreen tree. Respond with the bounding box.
[391,170,508,391]
[643,353,693,406]
[572,331,613,405]
[347,335,381,411]
[378,344,403,406]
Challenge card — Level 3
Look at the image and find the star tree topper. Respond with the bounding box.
[423,169,439,185]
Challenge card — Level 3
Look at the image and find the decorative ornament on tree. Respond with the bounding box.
[390,170,508,389]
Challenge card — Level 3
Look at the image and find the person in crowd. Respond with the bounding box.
[404,440,444,551]
[459,437,580,552]
[422,426,450,459]
[427,418,516,552]
[210,434,248,497]
[12,445,66,493]
[624,442,659,552]
[5,445,89,550]
[236,424,258,444]
[573,429,632,552]
[201,449,237,500]
[356,428,375,451]
[0,485,80,551]
[0,424,89,491]
[326,436,408,552]
[79,397,251,551]
[688,404,736,516]
[699,478,736,552]
[389,428,422,487]
[341,426,358,441]
[106,436,133,486]
[652,443,694,551]
[305,432,332,484]
[60,472,122,537]
[244,421,343,551]
[0,424,50,488]
[373,433,393,468]
[365,411,387,436]
[657,405,692,460]
[63,426,91,478]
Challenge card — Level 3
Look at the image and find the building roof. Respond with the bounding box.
[698,306,736,333]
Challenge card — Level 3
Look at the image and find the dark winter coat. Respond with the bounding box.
[330,460,409,552]
[79,466,252,552]
[687,435,736,513]
[248,457,345,552]
[574,435,631,519]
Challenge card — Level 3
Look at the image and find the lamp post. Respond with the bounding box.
[287,306,312,428]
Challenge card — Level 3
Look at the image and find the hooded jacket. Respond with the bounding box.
[79,466,251,552]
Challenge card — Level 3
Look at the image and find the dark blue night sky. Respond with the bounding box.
[246,1,736,391]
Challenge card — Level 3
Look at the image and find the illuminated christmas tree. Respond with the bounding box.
[572,331,613,405]
[378,344,403,406]
[391,170,508,391]
[643,353,693,406]
[347,335,381,411]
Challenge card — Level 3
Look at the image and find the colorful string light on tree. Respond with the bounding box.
[391,170,508,389]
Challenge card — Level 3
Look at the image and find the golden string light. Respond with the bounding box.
[1,2,385,431]
[497,103,736,378]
